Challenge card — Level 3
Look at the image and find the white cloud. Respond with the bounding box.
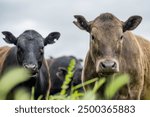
[10,20,38,34]
[0,0,150,58]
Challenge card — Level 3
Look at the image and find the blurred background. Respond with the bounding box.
[0,0,149,59]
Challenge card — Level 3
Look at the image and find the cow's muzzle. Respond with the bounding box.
[23,64,38,77]
[98,59,119,76]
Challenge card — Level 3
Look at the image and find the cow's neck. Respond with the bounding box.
[34,59,50,99]
[83,51,98,81]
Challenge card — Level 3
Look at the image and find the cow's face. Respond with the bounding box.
[74,13,142,76]
[2,30,60,76]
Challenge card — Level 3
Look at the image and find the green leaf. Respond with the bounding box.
[104,74,129,99]
[14,88,30,100]
[72,78,98,91]
[0,67,30,100]
[60,59,76,95]
[82,90,96,100]
[93,78,106,93]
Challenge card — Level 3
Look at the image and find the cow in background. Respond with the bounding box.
[47,56,83,95]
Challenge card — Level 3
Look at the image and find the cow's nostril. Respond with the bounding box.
[101,62,106,68]
[112,62,117,69]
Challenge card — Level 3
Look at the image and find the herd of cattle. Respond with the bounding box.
[0,13,150,100]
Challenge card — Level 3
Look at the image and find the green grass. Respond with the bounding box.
[0,67,30,100]
[0,59,130,100]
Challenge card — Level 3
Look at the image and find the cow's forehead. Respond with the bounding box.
[95,13,119,22]
[17,30,44,45]
[18,30,43,41]
[92,13,122,28]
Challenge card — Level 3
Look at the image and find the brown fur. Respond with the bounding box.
[74,13,150,99]
[0,46,11,73]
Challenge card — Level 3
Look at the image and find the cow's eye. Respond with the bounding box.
[91,34,95,40]
[120,35,123,40]
[39,47,44,54]
[17,46,23,52]
[118,35,123,42]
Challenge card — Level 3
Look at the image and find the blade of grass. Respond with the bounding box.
[0,67,30,100]
[72,78,98,91]
[60,59,76,95]
[104,74,129,99]
[92,78,106,93]
[82,90,96,100]
[14,88,30,100]
[37,95,43,100]
[31,87,35,100]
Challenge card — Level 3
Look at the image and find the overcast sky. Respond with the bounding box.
[0,0,149,59]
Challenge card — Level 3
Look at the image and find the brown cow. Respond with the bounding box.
[73,13,150,99]
[0,46,11,73]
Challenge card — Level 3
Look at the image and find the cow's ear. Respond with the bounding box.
[56,67,68,80]
[2,31,17,45]
[73,15,91,32]
[123,16,142,32]
[44,32,60,46]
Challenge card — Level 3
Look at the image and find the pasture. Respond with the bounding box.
[0,0,149,100]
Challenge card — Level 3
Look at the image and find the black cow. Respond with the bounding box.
[47,56,83,95]
[1,30,60,99]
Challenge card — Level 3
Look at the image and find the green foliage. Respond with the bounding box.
[0,67,30,100]
[104,74,130,99]
[60,59,76,95]
[0,60,130,100]
[92,78,106,94]
[14,88,30,100]
[82,90,96,100]
[31,87,35,100]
